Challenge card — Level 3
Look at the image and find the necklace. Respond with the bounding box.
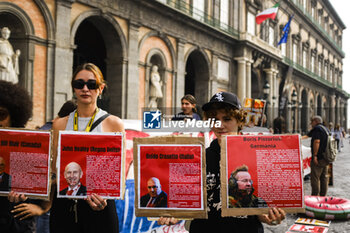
[73,108,99,132]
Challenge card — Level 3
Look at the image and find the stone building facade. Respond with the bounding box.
[0,0,348,132]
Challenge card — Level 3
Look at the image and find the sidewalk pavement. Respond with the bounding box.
[264,136,350,233]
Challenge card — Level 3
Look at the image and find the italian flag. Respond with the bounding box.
[255,3,279,24]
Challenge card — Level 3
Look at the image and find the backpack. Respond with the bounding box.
[319,125,337,163]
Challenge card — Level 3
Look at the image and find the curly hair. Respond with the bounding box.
[0,80,33,127]
[203,102,247,129]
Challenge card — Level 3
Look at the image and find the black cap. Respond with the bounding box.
[202,92,242,111]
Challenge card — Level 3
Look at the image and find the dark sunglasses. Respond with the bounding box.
[72,79,98,90]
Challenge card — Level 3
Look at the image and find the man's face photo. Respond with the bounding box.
[147,178,161,198]
[64,162,83,188]
[236,171,253,194]
[0,157,5,174]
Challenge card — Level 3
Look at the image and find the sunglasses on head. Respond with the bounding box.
[72,79,98,90]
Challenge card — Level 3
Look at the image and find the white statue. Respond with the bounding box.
[0,27,20,84]
[148,65,163,108]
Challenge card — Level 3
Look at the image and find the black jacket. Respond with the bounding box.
[190,139,264,233]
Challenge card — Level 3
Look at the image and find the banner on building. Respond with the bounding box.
[57,131,124,199]
[221,134,305,216]
[0,129,52,199]
[134,136,207,218]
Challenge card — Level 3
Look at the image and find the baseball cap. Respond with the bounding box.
[202,92,242,111]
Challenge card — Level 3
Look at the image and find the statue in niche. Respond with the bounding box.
[148,65,163,108]
[0,27,20,84]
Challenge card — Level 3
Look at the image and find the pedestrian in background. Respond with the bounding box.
[334,124,342,152]
[172,94,201,121]
[306,116,329,196]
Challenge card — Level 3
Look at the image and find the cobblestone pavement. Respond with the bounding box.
[264,136,350,233]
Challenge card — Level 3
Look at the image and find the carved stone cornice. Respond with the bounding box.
[302,41,310,50]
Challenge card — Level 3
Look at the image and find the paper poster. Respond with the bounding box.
[57,131,124,199]
[134,136,207,218]
[288,224,328,233]
[221,134,305,216]
[0,129,51,199]
[295,218,331,227]
[243,98,266,127]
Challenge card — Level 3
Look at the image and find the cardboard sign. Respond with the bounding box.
[243,98,266,127]
[0,129,52,199]
[221,134,305,216]
[134,136,207,218]
[57,131,124,199]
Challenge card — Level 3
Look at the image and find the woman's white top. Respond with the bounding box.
[65,109,107,132]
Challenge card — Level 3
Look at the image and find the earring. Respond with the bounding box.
[99,95,102,100]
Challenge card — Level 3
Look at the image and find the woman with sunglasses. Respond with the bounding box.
[50,63,124,233]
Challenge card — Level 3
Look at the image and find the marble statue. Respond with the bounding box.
[0,27,20,84]
[148,65,163,108]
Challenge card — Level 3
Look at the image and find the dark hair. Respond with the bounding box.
[0,80,32,127]
[181,94,197,105]
[57,100,77,118]
[273,116,286,134]
[181,94,197,113]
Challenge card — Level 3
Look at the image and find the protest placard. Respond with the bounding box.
[243,98,266,127]
[134,136,207,218]
[0,129,51,199]
[221,134,305,216]
[57,131,124,199]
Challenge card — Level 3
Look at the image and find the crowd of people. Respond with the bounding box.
[0,62,347,233]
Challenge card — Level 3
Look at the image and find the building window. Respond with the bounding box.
[311,7,315,18]
[311,56,315,73]
[293,43,297,63]
[220,0,229,29]
[281,43,286,56]
[330,69,333,83]
[318,14,322,25]
[303,50,307,68]
[247,11,255,35]
[318,60,322,76]
[269,26,274,46]
[303,0,307,11]
[193,0,205,21]
[217,58,230,82]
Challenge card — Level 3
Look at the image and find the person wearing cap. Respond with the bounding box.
[159,92,286,232]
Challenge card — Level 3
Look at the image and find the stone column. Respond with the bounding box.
[330,95,335,124]
[345,101,348,130]
[125,21,139,119]
[234,57,246,102]
[210,54,218,98]
[175,39,185,109]
[53,0,75,116]
[272,70,279,120]
[245,59,253,99]
[264,68,274,127]
[336,97,340,124]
